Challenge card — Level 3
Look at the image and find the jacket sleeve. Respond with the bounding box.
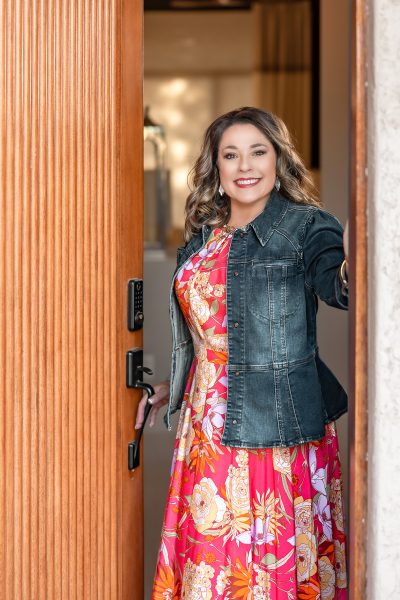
[302,208,348,310]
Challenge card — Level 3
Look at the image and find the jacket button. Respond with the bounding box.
[235,371,240,376]
[232,419,237,425]
[234,271,239,276]
[234,322,239,328]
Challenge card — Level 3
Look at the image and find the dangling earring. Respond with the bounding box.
[274,176,281,191]
[218,184,225,197]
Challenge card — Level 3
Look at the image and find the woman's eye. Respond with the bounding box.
[223,150,266,159]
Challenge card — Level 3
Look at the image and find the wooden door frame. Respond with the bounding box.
[139,1,369,596]
[349,0,368,597]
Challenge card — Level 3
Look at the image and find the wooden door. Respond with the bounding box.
[0,1,144,598]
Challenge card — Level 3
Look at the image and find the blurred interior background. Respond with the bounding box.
[142,1,350,595]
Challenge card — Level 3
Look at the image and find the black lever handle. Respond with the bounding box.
[126,349,155,470]
[128,381,155,470]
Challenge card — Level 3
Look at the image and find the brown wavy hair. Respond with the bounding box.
[183,106,321,242]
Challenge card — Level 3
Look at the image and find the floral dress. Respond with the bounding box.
[151,225,348,600]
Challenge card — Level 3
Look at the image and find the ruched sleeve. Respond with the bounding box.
[302,208,348,310]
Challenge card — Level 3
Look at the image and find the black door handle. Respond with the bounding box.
[126,349,155,470]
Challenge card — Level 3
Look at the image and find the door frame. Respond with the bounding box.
[140,1,369,596]
[349,0,368,597]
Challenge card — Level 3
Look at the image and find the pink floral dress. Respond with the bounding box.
[151,226,348,600]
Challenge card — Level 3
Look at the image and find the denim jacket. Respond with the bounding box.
[164,189,349,448]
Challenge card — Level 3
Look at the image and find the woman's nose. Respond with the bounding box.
[238,156,251,171]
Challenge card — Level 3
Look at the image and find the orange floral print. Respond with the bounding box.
[152,564,180,600]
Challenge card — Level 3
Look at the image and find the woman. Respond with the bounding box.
[136,107,349,599]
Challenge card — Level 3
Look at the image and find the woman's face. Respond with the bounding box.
[216,123,277,210]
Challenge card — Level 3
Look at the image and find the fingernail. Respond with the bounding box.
[148,398,153,404]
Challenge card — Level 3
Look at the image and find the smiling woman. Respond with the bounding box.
[137,106,350,598]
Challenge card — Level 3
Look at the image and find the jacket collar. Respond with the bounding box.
[201,188,289,247]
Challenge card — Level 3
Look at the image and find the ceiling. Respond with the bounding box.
[145,0,250,9]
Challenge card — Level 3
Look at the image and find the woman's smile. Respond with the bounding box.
[234,177,262,188]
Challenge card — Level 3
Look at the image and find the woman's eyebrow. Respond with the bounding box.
[221,143,268,150]
[250,143,268,148]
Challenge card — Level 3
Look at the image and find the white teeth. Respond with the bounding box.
[236,178,259,185]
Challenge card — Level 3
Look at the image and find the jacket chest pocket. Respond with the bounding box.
[248,261,302,322]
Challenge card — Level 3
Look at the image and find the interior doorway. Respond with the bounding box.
[142,1,351,597]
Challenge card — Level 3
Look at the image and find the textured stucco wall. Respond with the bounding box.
[367,0,400,597]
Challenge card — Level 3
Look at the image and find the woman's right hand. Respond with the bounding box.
[134,379,170,430]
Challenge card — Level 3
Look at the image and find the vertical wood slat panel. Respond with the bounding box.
[0,1,141,598]
[21,3,33,599]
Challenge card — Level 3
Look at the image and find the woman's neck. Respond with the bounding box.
[226,196,270,228]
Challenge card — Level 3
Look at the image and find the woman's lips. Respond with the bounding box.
[234,178,261,188]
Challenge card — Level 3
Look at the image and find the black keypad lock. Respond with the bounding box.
[127,279,144,331]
